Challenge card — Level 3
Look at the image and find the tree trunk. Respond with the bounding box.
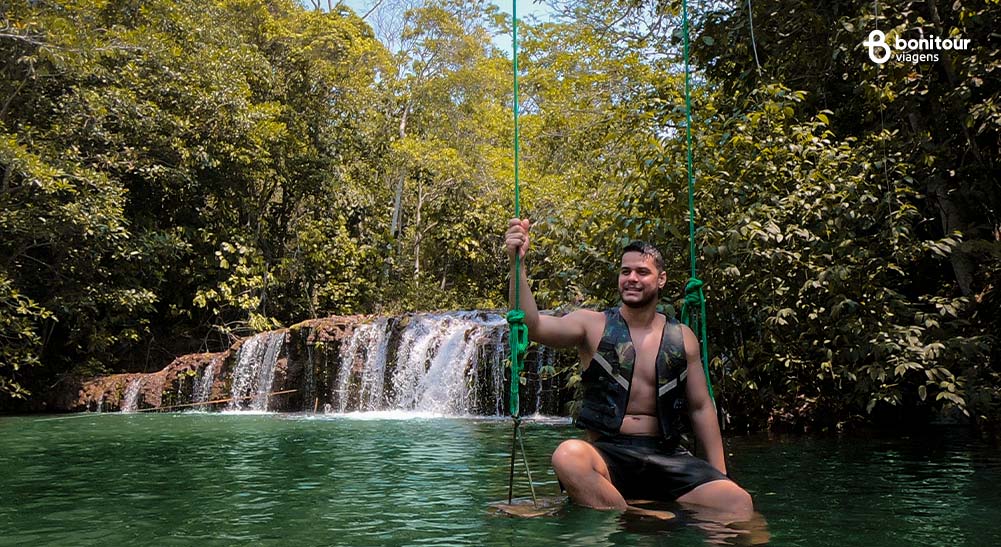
[390,104,410,238]
[414,180,423,280]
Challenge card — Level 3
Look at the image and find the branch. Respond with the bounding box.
[0,29,145,53]
[362,0,385,20]
[0,77,27,122]
[0,31,47,47]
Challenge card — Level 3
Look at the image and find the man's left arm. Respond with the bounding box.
[682,325,727,475]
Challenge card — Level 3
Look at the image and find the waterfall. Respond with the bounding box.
[335,319,391,412]
[533,345,558,416]
[77,311,568,416]
[302,340,316,411]
[465,326,507,416]
[473,325,507,416]
[192,360,216,404]
[331,312,508,415]
[227,331,285,411]
[121,378,143,412]
[535,346,546,415]
[493,327,507,415]
[389,312,506,415]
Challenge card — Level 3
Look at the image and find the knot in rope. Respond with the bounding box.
[680,275,715,402]
[680,276,705,324]
[506,309,529,417]
[506,309,529,352]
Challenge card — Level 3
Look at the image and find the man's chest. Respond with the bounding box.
[626,327,661,385]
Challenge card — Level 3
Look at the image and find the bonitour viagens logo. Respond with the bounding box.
[863,29,970,64]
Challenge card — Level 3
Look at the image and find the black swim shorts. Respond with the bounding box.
[592,434,729,501]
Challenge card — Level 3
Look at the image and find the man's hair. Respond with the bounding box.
[622,240,665,272]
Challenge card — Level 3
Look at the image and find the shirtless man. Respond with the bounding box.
[505,218,753,519]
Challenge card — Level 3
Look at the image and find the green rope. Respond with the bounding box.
[681,278,713,401]
[506,1,533,508]
[679,0,715,403]
[507,0,528,419]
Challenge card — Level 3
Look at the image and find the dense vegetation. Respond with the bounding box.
[1,0,997,431]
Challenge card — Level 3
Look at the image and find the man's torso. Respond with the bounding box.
[578,309,668,438]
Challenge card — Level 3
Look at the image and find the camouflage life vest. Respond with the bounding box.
[575,307,689,442]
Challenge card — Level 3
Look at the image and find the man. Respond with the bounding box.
[505,218,753,519]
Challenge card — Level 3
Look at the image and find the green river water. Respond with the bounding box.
[2,413,998,546]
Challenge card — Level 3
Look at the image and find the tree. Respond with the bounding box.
[374,0,512,310]
[684,0,997,428]
[0,0,392,401]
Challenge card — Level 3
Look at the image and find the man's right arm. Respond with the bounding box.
[506,218,593,350]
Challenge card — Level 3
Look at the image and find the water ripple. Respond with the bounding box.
[1,415,999,546]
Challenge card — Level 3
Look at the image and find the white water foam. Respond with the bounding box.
[335,319,391,412]
[192,360,216,403]
[332,410,448,421]
[121,378,143,412]
[331,312,509,416]
[389,312,506,415]
[227,331,285,411]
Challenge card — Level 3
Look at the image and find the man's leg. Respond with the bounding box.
[551,439,628,510]
[676,479,754,521]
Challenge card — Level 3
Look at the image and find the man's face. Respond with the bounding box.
[618,251,666,309]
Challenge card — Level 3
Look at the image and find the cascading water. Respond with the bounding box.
[535,345,547,415]
[532,345,559,416]
[192,359,216,404]
[335,319,391,412]
[330,312,510,415]
[227,331,285,411]
[390,312,506,415]
[478,327,508,415]
[302,340,316,412]
[91,313,563,416]
[121,378,143,412]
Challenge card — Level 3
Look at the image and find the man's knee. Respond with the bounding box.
[710,481,754,518]
[726,483,754,514]
[551,439,596,476]
[681,479,754,517]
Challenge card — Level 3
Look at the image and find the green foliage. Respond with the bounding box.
[1,0,995,433]
[690,85,987,429]
[0,118,154,397]
[683,0,999,429]
[516,1,686,309]
[375,0,512,312]
[0,274,51,399]
[0,0,390,399]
